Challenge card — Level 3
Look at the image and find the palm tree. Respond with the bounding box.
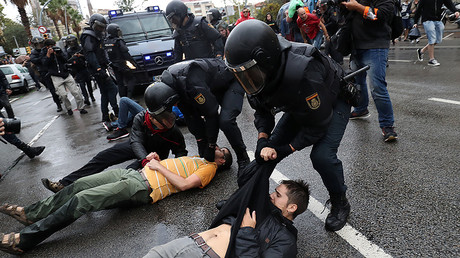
[4,0,32,39]
[68,7,83,39]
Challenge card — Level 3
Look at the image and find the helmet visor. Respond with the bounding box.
[206,12,214,24]
[92,20,107,32]
[167,13,182,29]
[148,107,176,129]
[226,59,267,95]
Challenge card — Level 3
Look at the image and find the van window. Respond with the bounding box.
[114,14,172,43]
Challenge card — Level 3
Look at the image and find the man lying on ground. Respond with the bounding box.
[0,148,232,254]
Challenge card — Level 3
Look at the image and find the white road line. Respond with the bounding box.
[9,97,20,103]
[28,115,59,146]
[247,151,392,258]
[429,97,460,105]
[443,33,454,39]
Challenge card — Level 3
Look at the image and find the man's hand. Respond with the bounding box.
[6,89,12,95]
[260,147,277,161]
[46,47,54,58]
[147,158,163,171]
[341,0,361,11]
[255,137,270,163]
[455,11,460,19]
[241,208,257,228]
[0,118,4,136]
[146,152,160,161]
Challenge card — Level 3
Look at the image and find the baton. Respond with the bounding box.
[342,65,370,82]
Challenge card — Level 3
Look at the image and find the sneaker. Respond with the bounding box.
[67,109,73,115]
[107,128,129,141]
[102,122,114,132]
[416,38,420,43]
[79,109,88,114]
[350,109,370,120]
[41,178,65,193]
[56,106,63,112]
[416,48,424,61]
[428,59,440,66]
[382,126,398,142]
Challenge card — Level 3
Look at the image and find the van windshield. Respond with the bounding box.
[114,14,172,43]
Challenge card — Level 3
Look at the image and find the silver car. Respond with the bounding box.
[0,64,36,93]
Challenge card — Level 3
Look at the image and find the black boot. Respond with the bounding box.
[325,193,350,231]
[235,149,250,177]
[56,104,63,112]
[17,143,45,159]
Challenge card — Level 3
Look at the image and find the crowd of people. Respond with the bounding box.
[1,0,459,256]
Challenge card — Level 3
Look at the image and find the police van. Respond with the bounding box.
[107,6,175,87]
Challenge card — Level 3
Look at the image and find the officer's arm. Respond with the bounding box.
[342,0,394,23]
[118,40,135,63]
[169,127,188,158]
[130,112,149,160]
[248,96,276,136]
[201,21,224,57]
[82,36,101,72]
[174,39,184,62]
[29,52,41,65]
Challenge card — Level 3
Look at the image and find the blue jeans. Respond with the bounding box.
[352,48,395,128]
[112,97,145,129]
[312,30,324,50]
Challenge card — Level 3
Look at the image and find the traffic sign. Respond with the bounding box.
[38,26,47,34]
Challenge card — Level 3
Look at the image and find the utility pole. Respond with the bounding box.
[12,36,20,49]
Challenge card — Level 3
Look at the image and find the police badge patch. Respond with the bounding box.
[195,93,206,104]
[306,93,320,110]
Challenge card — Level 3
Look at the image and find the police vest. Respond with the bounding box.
[81,28,108,68]
[173,17,214,60]
[104,37,124,66]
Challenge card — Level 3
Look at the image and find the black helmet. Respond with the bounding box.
[66,34,78,47]
[31,36,45,50]
[107,23,122,38]
[216,20,228,30]
[89,13,107,32]
[225,19,282,95]
[206,8,221,25]
[144,82,180,129]
[166,0,188,29]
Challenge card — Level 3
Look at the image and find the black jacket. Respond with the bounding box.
[414,0,458,22]
[350,0,394,49]
[29,49,46,72]
[130,110,187,160]
[41,47,70,78]
[80,27,109,73]
[104,37,135,70]
[0,69,11,95]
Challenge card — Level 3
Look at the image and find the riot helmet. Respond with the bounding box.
[144,82,180,129]
[206,8,221,25]
[66,34,78,48]
[225,20,282,95]
[31,36,45,50]
[89,13,107,32]
[107,23,122,38]
[166,1,188,29]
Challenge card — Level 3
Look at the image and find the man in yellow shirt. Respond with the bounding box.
[0,147,232,254]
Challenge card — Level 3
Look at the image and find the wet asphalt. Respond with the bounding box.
[1,25,459,257]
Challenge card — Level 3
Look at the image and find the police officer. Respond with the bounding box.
[66,34,95,105]
[29,36,62,112]
[206,8,222,28]
[80,13,119,122]
[154,58,250,171]
[225,20,352,231]
[104,23,137,98]
[165,0,224,62]
[319,0,344,64]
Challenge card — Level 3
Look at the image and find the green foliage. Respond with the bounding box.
[255,2,283,21]
[116,0,135,12]
[0,18,29,54]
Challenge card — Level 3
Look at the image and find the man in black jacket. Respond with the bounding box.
[81,13,119,122]
[157,58,250,172]
[144,168,309,258]
[41,39,87,115]
[413,0,459,66]
[166,0,224,62]
[0,69,14,118]
[41,86,187,192]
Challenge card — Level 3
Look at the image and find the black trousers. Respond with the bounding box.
[76,70,94,101]
[59,141,141,186]
[39,71,61,107]
[113,67,135,99]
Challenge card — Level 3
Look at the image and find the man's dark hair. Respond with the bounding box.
[281,179,310,219]
[44,39,56,46]
[218,147,233,171]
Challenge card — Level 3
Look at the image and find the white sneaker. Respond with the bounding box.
[428,59,440,66]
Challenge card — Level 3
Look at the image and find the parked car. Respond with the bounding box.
[0,64,36,93]
[106,6,176,87]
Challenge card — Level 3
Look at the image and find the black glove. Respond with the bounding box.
[197,140,208,157]
[203,143,216,162]
[274,144,293,162]
[255,138,270,164]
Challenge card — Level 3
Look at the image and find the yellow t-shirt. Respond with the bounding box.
[144,156,218,203]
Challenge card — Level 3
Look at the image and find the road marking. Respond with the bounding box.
[248,151,392,258]
[429,97,460,105]
[28,115,59,146]
[443,33,454,39]
[9,97,20,103]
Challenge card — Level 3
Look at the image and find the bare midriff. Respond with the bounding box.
[198,224,232,257]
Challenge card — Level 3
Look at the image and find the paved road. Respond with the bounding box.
[1,28,459,257]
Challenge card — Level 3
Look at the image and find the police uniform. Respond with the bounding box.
[161,58,250,166]
[173,14,224,62]
[29,48,62,110]
[104,36,136,98]
[81,27,119,121]
[67,45,95,103]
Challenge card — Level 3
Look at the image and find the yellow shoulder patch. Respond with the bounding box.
[306,93,320,110]
[195,93,206,104]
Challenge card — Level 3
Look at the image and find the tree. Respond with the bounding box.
[68,7,82,39]
[4,0,32,39]
[0,18,29,53]
[116,0,135,12]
